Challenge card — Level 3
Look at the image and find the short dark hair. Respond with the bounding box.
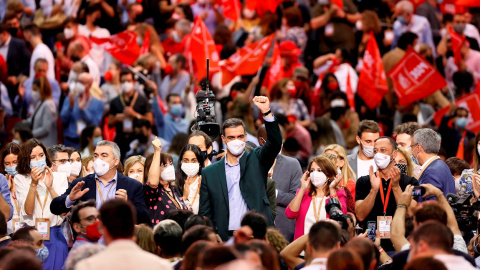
[331,106,348,121]
[404,257,448,270]
[397,32,418,50]
[184,215,213,231]
[47,144,67,160]
[17,139,52,175]
[445,157,470,176]
[173,53,186,69]
[375,136,398,150]
[284,6,303,27]
[275,113,289,126]
[133,119,152,129]
[84,3,102,16]
[71,199,96,226]
[221,118,246,136]
[241,211,268,240]
[0,142,21,174]
[165,209,193,232]
[153,220,183,257]
[64,16,78,26]
[394,122,421,136]
[11,227,35,243]
[182,225,215,253]
[357,120,380,138]
[100,199,136,239]
[23,24,41,36]
[189,131,213,149]
[346,238,376,270]
[119,69,134,81]
[414,202,447,225]
[411,221,452,253]
[308,221,341,252]
[200,246,238,269]
[2,250,42,270]
[166,93,181,104]
[454,107,469,117]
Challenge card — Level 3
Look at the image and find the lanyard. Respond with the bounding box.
[120,91,138,109]
[190,176,201,208]
[11,192,20,215]
[312,196,325,222]
[35,192,50,218]
[96,180,116,203]
[379,176,392,215]
[165,187,182,210]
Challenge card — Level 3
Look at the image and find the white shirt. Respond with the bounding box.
[14,172,69,227]
[305,196,327,236]
[357,157,377,178]
[78,25,111,74]
[30,43,55,80]
[301,258,327,270]
[401,234,468,254]
[81,55,101,86]
[186,177,200,214]
[0,35,11,60]
[7,190,20,235]
[465,24,480,47]
[434,254,476,270]
[420,155,438,169]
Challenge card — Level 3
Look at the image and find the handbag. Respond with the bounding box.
[33,8,67,30]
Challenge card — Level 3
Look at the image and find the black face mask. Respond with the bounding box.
[71,56,80,62]
[395,163,407,175]
[7,28,18,37]
[202,150,209,161]
[137,134,148,144]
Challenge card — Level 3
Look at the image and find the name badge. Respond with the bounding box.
[123,118,133,133]
[12,218,20,232]
[377,216,392,239]
[325,23,334,36]
[35,218,50,241]
[76,120,86,135]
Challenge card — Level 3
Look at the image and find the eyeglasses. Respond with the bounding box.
[80,215,100,223]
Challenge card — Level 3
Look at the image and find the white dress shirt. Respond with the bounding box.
[0,35,11,61]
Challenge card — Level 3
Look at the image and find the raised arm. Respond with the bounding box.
[280,234,308,269]
[391,185,414,252]
[254,97,282,169]
[355,167,380,222]
[147,138,162,187]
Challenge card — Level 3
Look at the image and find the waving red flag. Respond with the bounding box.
[357,32,388,109]
[448,26,466,67]
[245,0,280,17]
[90,30,139,66]
[221,34,274,86]
[222,0,241,22]
[455,0,480,7]
[331,0,343,9]
[387,48,447,105]
[140,29,150,55]
[185,17,220,81]
[432,91,480,133]
[267,43,283,90]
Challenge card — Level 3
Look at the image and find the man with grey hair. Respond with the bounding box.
[392,0,435,57]
[412,128,455,200]
[50,140,150,225]
[64,244,106,270]
[153,219,183,267]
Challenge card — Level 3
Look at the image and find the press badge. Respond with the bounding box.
[36,218,50,241]
[123,118,133,133]
[11,218,20,232]
[76,120,86,135]
[377,216,392,239]
[325,23,334,36]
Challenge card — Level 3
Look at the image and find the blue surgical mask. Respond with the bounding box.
[12,139,20,145]
[93,136,103,147]
[36,246,49,263]
[136,36,143,46]
[5,166,17,177]
[172,30,181,43]
[397,16,407,25]
[456,117,468,129]
[30,159,47,171]
[411,154,419,165]
[170,104,183,117]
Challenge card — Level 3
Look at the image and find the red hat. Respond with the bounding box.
[280,41,301,57]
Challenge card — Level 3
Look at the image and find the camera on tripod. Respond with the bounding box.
[195,59,220,141]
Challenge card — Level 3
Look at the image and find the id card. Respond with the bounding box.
[76,120,86,135]
[12,218,20,232]
[377,216,392,239]
[35,218,50,241]
[325,23,334,36]
[123,118,133,133]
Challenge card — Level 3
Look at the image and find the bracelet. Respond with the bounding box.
[397,204,407,209]
[378,247,384,253]
[262,109,272,117]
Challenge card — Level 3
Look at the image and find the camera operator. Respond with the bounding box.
[152,93,189,142]
[355,137,419,254]
[391,184,468,254]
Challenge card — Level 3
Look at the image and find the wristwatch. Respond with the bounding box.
[262,109,272,117]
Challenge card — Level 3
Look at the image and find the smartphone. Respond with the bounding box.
[412,186,426,197]
[367,221,376,242]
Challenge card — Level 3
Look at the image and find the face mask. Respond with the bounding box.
[202,151,209,162]
[170,104,183,117]
[30,159,47,171]
[361,143,375,158]
[456,117,468,129]
[128,173,143,183]
[310,171,328,188]
[71,55,80,62]
[181,163,200,177]
[172,30,182,43]
[397,16,407,25]
[93,137,102,147]
[93,158,114,177]
[71,161,82,177]
[84,220,102,242]
[395,163,407,175]
[36,246,49,263]
[172,12,181,20]
[477,145,480,156]
[136,36,143,46]
[56,162,72,175]
[327,82,339,91]
[72,83,86,96]
[12,139,20,145]
[374,152,393,170]
[64,28,74,39]
[243,8,255,19]
[161,165,176,182]
[226,139,245,156]
[7,27,18,37]
[69,71,78,81]
[31,90,40,102]
[287,85,296,98]
[121,82,134,94]
[453,24,466,35]
[337,169,342,176]
[5,166,17,176]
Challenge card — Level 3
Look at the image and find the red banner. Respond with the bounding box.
[90,31,140,66]
[331,0,343,9]
[221,34,274,86]
[448,26,465,67]
[455,0,480,7]
[245,0,280,17]
[440,0,466,14]
[387,48,447,105]
[267,43,283,90]
[433,91,480,133]
[222,0,241,22]
[185,17,220,81]
[140,29,150,55]
[357,31,388,109]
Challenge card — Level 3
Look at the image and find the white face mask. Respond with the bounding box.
[64,28,74,39]
[69,71,78,82]
[374,152,393,170]
[161,165,176,182]
[70,161,82,176]
[477,145,480,156]
[93,158,114,177]
[31,90,40,102]
[337,169,342,176]
[226,139,245,156]
[128,173,143,183]
[121,82,134,94]
[56,162,72,175]
[181,163,200,177]
[70,82,85,96]
[310,171,328,188]
[361,143,375,158]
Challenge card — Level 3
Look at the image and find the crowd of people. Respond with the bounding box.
[0,0,478,269]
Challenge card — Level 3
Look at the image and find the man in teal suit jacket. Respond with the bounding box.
[199,96,282,241]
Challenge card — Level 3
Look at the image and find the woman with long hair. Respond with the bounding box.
[270,78,311,128]
[176,144,204,214]
[79,125,102,158]
[0,142,20,234]
[324,144,357,197]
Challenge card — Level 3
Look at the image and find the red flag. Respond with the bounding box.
[331,0,343,9]
[387,48,447,106]
[140,29,150,55]
[440,0,466,14]
[357,32,388,109]
[267,43,283,90]
[245,0,280,18]
[433,92,480,133]
[222,0,241,22]
[346,72,355,110]
[90,31,140,66]
[448,26,465,67]
[455,0,480,7]
[433,105,451,127]
[185,17,220,81]
[221,34,274,86]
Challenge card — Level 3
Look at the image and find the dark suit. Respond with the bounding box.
[418,158,456,201]
[6,37,31,77]
[50,173,150,225]
[199,118,282,241]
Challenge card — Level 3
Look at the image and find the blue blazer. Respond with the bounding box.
[418,159,456,201]
[50,173,150,225]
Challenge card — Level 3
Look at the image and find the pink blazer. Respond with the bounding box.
[285,188,347,240]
